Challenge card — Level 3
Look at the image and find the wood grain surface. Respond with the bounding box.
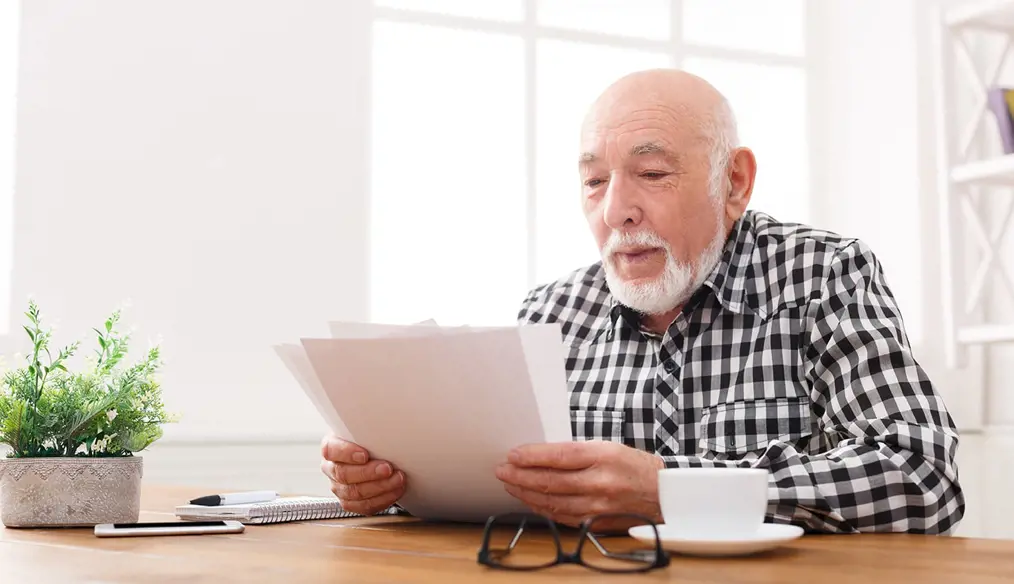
[1,485,1012,583]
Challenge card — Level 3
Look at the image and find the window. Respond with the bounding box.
[0,1,19,334]
[370,0,809,326]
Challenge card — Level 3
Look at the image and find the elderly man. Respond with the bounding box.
[320,69,964,534]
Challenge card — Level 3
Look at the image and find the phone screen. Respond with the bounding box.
[112,521,228,528]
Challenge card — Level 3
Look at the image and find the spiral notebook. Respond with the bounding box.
[174,496,400,525]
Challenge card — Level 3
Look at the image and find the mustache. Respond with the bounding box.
[603,230,671,257]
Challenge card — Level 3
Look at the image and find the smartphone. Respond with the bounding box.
[94,520,245,538]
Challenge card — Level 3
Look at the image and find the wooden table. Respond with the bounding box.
[2,485,1013,583]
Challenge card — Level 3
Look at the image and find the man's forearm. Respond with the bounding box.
[659,429,964,534]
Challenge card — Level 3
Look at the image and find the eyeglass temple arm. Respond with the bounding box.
[585,532,668,563]
[506,518,528,552]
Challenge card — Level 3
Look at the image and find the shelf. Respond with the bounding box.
[956,324,1014,344]
[951,154,1014,186]
[946,0,1014,32]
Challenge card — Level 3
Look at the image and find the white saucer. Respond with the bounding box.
[628,523,804,557]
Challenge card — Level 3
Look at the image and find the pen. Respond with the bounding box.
[189,490,279,506]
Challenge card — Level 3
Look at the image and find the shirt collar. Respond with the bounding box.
[604,212,758,330]
[700,213,757,317]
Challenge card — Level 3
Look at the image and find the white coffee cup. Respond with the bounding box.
[657,467,769,538]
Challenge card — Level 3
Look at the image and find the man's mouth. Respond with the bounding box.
[614,247,662,262]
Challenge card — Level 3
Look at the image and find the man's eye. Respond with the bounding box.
[641,172,670,180]
[585,178,606,188]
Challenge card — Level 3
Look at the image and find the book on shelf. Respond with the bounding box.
[988,86,1014,155]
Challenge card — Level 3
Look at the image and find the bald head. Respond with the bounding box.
[581,69,738,196]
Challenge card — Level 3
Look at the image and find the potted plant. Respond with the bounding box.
[0,300,176,527]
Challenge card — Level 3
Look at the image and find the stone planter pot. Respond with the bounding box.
[0,456,143,527]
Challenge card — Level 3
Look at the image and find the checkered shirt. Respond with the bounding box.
[517,210,965,535]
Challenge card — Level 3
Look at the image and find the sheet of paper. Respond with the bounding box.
[327,320,439,339]
[518,324,572,443]
[300,325,572,522]
[272,343,353,441]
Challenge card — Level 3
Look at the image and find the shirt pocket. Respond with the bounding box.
[571,409,625,442]
[698,397,814,460]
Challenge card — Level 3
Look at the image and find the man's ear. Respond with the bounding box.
[724,147,757,225]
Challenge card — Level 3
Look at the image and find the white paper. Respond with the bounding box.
[299,324,572,522]
[518,324,572,443]
[327,320,439,339]
[272,344,353,441]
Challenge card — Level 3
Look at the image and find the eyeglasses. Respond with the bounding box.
[476,513,669,573]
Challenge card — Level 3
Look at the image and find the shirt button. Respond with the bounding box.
[606,330,614,341]
[663,360,676,373]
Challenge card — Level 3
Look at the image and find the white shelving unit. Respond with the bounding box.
[934,0,1014,368]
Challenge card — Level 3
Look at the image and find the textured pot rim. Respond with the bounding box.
[0,456,143,464]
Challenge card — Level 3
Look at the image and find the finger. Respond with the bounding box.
[503,484,603,518]
[321,435,369,464]
[495,464,589,495]
[321,459,335,481]
[507,442,597,470]
[333,471,405,502]
[332,459,395,485]
[341,482,406,516]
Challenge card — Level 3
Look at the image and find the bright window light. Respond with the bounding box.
[682,0,805,57]
[371,22,527,326]
[537,0,671,41]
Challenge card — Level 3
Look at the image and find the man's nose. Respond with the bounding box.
[602,175,642,230]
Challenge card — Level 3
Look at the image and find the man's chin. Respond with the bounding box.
[606,279,685,315]
[605,265,666,286]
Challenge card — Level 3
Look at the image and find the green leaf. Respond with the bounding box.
[1,299,176,458]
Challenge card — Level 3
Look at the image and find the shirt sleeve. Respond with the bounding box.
[659,239,965,535]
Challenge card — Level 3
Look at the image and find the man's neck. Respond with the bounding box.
[640,307,683,336]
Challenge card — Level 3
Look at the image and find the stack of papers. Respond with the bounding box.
[274,321,573,522]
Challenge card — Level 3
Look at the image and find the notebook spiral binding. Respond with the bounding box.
[259,499,359,523]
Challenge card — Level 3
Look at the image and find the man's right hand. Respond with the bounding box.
[320,434,406,515]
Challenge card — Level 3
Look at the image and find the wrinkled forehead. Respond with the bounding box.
[579,100,706,164]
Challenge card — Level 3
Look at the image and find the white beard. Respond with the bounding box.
[603,209,727,315]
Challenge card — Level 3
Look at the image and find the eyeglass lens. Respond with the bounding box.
[580,515,661,572]
[484,515,559,569]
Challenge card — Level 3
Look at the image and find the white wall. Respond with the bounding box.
[7,0,373,443]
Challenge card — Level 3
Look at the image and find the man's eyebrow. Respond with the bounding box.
[629,141,674,158]
[578,142,679,165]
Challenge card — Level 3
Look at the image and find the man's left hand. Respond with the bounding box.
[495,440,665,530]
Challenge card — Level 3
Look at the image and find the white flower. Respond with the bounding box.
[106,410,117,422]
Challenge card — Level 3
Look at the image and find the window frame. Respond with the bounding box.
[370,0,815,312]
